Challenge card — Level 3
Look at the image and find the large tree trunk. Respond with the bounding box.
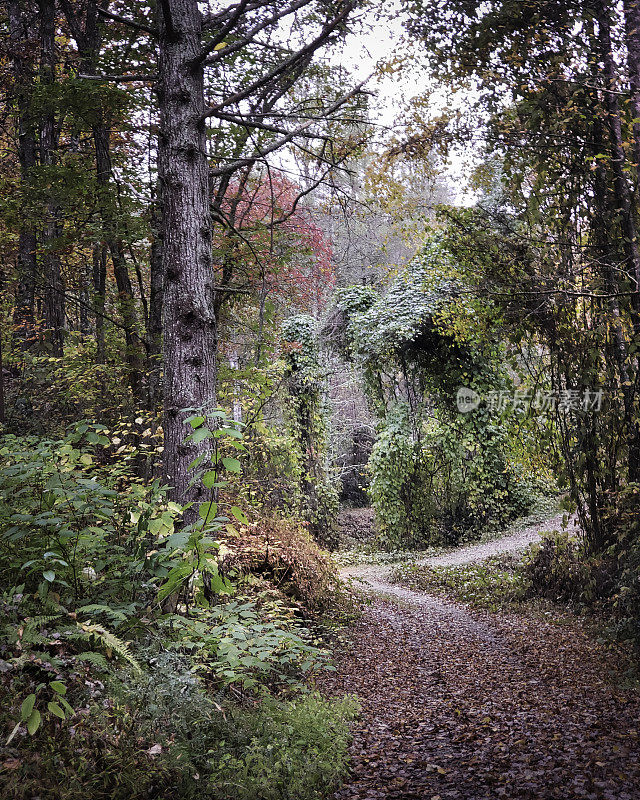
[7,0,37,349]
[158,0,217,507]
[38,0,65,356]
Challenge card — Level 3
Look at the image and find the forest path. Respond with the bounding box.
[322,515,640,800]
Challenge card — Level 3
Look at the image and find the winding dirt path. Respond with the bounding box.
[322,515,640,800]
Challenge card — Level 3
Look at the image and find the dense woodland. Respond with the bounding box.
[2,1,640,798]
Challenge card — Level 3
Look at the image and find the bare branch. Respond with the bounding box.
[79,73,158,82]
[96,6,157,36]
[200,0,310,67]
[201,1,355,120]
[209,76,370,177]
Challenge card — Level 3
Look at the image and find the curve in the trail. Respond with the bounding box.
[323,513,640,800]
[341,512,572,592]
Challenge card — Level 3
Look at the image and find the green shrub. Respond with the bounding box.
[368,408,435,550]
[1,651,358,800]
[0,428,179,604]
[523,531,616,605]
[161,597,331,694]
[208,693,359,800]
[0,419,357,800]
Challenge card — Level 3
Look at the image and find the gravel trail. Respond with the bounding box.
[321,513,640,800]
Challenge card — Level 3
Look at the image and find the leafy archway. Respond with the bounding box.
[327,239,544,548]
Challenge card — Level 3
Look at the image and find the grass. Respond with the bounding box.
[391,552,530,611]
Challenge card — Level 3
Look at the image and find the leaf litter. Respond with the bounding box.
[321,518,640,800]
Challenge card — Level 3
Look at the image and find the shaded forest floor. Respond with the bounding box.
[321,517,640,800]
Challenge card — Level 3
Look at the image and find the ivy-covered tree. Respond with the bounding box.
[282,314,339,547]
[329,240,543,547]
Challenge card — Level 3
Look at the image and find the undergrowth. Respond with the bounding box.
[0,421,358,799]
[392,552,529,610]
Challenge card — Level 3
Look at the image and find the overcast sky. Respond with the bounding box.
[331,5,479,204]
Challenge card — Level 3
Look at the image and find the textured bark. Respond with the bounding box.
[158,0,217,506]
[39,0,65,356]
[7,0,37,349]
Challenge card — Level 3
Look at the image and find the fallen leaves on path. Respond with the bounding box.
[320,591,640,800]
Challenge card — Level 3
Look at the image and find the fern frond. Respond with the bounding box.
[24,613,63,631]
[77,605,128,623]
[76,622,142,675]
[76,651,110,671]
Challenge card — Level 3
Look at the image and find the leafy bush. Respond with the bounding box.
[0,417,357,799]
[368,405,541,550]
[208,694,359,800]
[0,428,179,604]
[1,650,358,800]
[523,532,616,605]
[161,597,331,694]
[225,516,347,613]
[6,336,132,432]
[368,407,436,549]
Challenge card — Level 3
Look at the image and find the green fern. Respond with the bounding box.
[75,622,142,675]
[77,604,128,623]
[24,613,63,631]
[21,614,64,645]
[76,651,110,671]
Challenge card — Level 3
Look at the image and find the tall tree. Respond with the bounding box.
[7,0,38,349]
[38,0,65,356]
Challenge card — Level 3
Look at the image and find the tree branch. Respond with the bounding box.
[79,73,158,82]
[96,6,157,36]
[200,0,310,67]
[208,76,369,177]
[201,1,355,120]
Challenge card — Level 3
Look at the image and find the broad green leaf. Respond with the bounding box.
[26,709,41,735]
[50,681,66,695]
[202,470,217,488]
[222,457,241,473]
[199,501,217,521]
[21,694,36,721]
[218,427,243,439]
[190,428,212,444]
[230,507,249,525]
[47,701,65,719]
